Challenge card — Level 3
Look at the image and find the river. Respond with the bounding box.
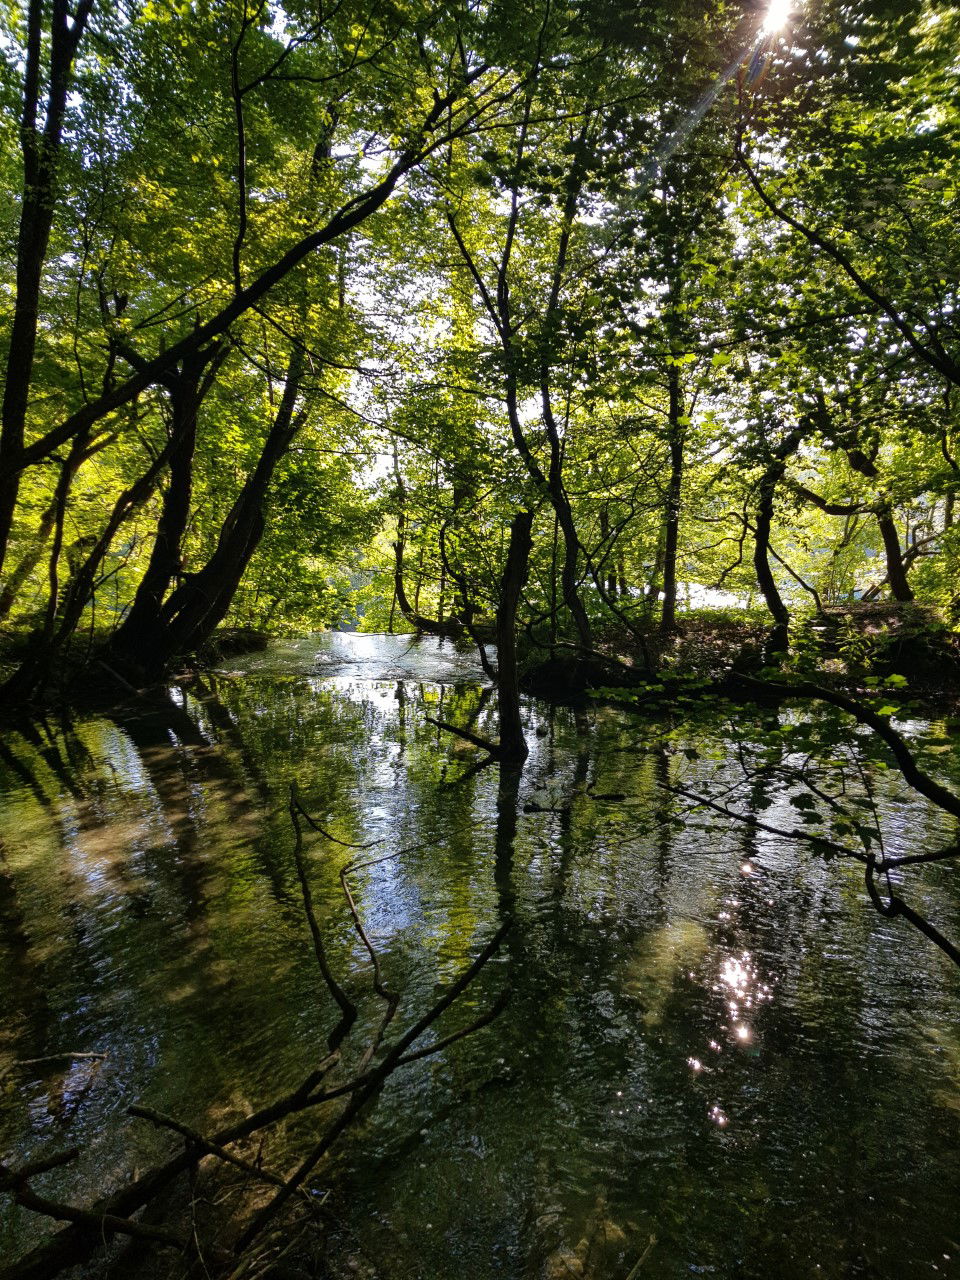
[1,633,959,1277]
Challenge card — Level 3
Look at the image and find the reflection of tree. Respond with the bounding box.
[1,795,510,1280]
[667,679,960,968]
[495,764,522,921]
[0,842,54,1064]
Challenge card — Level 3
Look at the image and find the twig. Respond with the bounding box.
[664,783,865,863]
[339,855,401,1071]
[2,836,510,1280]
[339,856,399,1011]
[288,785,357,1048]
[236,918,512,1252]
[95,659,143,698]
[0,1150,79,1182]
[0,1052,107,1083]
[128,1106,287,1188]
[624,1234,657,1278]
[292,793,382,848]
[0,1154,186,1250]
[733,675,960,819]
[864,857,960,967]
[664,783,960,970]
[304,984,513,1106]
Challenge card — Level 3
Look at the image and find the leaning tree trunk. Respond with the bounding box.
[109,348,223,676]
[110,386,199,665]
[843,447,914,602]
[153,347,307,666]
[875,504,914,602]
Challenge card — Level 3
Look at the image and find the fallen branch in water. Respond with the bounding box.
[127,1106,288,1189]
[289,782,357,1049]
[0,1052,107,1084]
[1,795,512,1280]
[426,714,500,756]
[0,1149,187,1251]
[235,917,512,1251]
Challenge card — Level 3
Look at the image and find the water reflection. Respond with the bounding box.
[0,634,958,1278]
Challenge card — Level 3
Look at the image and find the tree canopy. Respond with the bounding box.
[2,0,959,708]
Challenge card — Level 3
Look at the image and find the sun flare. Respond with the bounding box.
[762,0,792,33]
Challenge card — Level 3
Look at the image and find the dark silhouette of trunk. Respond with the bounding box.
[391,445,458,637]
[0,0,94,574]
[393,519,451,634]
[646,530,665,620]
[446,107,593,654]
[659,364,685,637]
[537,176,592,653]
[439,520,496,677]
[494,762,522,920]
[876,509,914,601]
[753,475,790,658]
[150,347,307,667]
[549,513,560,643]
[495,510,533,763]
[598,508,618,597]
[753,426,805,660]
[844,447,914,602]
[110,347,223,674]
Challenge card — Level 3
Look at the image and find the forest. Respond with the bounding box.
[2,0,960,1278]
[3,0,960,704]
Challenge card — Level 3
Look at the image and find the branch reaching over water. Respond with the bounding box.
[733,675,960,819]
[664,726,960,973]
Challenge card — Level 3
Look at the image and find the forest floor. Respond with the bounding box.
[520,602,960,710]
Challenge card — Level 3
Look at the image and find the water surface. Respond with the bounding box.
[1,633,959,1277]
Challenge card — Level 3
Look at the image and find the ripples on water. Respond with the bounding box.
[1,633,959,1277]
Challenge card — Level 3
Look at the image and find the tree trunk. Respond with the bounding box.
[109,350,221,674]
[598,507,618,597]
[0,0,94,575]
[753,426,805,660]
[659,364,685,637]
[495,510,534,763]
[843,447,914,602]
[876,507,914,602]
[753,474,790,658]
[150,349,306,665]
[390,447,458,637]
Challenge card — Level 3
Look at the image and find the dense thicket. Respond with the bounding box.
[2,0,958,708]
